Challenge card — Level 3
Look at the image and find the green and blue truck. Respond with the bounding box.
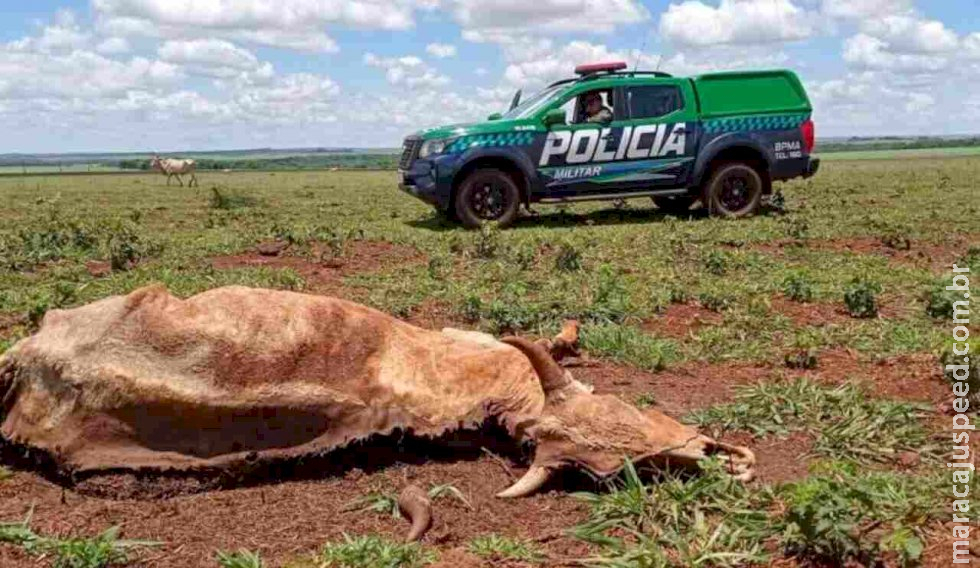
[398,62,818,227]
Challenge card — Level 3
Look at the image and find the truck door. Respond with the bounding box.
[616,80,699,190]
[534,87,628,198]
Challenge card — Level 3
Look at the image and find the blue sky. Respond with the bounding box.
[0,0,978,152]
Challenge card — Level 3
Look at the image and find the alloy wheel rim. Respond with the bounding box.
[720,174,753,211]
[472,182,507,219]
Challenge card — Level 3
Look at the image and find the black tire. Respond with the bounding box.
[652,195,695,215]
[703,163,763,218]
[454,169,521,229]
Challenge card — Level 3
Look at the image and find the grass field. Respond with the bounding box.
[819,145,980,161]
[0,158,977,567]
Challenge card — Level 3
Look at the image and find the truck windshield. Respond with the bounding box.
[500,85,566,119]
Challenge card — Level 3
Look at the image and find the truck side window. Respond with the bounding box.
[627,85,683,119]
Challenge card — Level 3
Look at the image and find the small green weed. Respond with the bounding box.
[843,279,881,318]
[320,534,435,568]
[574,459,775,567]
[923,281,961,319]
[583,323,677,371]
[467,534,544,564]
[782,273,815,303]
[106,221,161,271]
[585,264,631,323]
[344,491,400,518]
[0,513,159,568]
[209,187,258,210]
[958,246,980,272]
[427,484,473,509]
[783,216,809,240]
[634,393,658,408]
[665,284,690,305]
[0,466,11,482]
[780,462,943,567]
[472,225,501,259]
[216,549,264,568]
[703,250,729,275]
[554,242,582,272]
[784,349,818,369]
[697,291,731,312]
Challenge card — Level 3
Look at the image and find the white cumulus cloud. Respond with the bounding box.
[95,36,130,54]
[449,0,647,42]
[820,0,912,20]
[659,0,813,47]
[92,0,420,52]
[364,53,450,88]
[426,43,456,58]
[159,39,258,70]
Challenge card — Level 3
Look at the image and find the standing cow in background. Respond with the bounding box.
[150,155,198,187]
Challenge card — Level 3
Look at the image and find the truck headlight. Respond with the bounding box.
[418,138,455,159]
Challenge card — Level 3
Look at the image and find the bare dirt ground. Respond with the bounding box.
[745,235,979,273]
[0,241,961,567]
[209,240,426,296]
[0,339,950,567]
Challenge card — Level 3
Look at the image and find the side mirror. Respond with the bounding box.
[487,112,502,121]
[543,109,566,127]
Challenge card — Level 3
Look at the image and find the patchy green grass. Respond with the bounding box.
[467,534,545,564]
[574,459,949,568]
[0,512,160,568]
[320,535,435,568]
[582,323,679,371]
[0,159,976,566]
[344,491,401,518]
[1,161,976,365]
[573,459,776,567]
[686,379,941,463]
[216,549,265,568]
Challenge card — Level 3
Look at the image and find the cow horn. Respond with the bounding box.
[496,465,552,498]
[397,484,432,542]
[501,336,570,393]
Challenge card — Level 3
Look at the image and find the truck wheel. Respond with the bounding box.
[703,163,763,218]
[652,195,695,215]
[454,169,521,229]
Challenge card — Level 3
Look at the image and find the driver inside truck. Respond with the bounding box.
[583,91,613,124]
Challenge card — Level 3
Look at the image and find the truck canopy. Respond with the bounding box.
[693,70,811,119]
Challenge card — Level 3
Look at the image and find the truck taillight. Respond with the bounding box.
[801,119,815,154]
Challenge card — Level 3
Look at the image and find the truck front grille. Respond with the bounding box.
[399,137,421,170]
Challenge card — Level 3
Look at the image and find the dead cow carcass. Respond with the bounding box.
[0,285,754,497]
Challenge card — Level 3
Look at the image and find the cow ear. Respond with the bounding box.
[500,336,570,393]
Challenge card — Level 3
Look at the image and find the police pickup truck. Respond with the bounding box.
[398,62,819,227]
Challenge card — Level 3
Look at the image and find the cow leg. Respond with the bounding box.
[166,174,171,186]
[190,173,198,187]
[176,174,183,187]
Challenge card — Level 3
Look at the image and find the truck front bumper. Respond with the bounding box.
[398,157,453,210]
[803,157,821,179]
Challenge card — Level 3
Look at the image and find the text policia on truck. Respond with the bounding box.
[398,61,819,228]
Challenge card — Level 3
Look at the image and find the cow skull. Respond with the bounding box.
[495,337,755,497]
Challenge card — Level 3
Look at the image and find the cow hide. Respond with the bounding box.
[0,285,755,495]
